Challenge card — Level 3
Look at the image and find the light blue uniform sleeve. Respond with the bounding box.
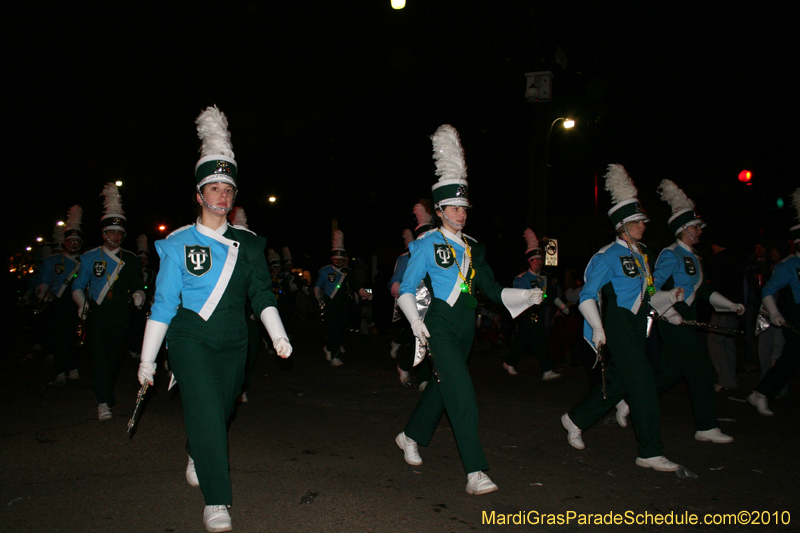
[512,273,528,289]
[579,253,613,305]
[389,254,409,288]
[71,252,92,295]
[148,241,183,325]
[762,259,795,301]
[654,249,678,290]
[399,240,428,296]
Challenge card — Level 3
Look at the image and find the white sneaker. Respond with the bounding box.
[542,370,561,381]
[397,366,410,384]
[186,456,200,486]
[203,505,232,533]
[466,471,498,495]
[390,341,400,359]
[97,403,112,421]
[331,357,343,367]
[323,347,332,361]
[339,345,346,354]
[67,369,79,380]
[748,391,774,416]
[561,413,584,449]
[418,381,428,392]
[502,363,518,376]
[237,392,248,404]
[695,428,734,443]
[395,432,422,465]
[615,400,629,427]
[636,456,679,472]
[54,373,66,388]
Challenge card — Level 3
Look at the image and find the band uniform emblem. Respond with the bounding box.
[185,245,212,277]
[619,256,638,278]
[93,260,106,278]
[434,244,454,269]
[55,263,65,275]
[683,257,697,276]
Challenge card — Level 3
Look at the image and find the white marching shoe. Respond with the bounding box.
[203,505,232,532]
[466,471,498,495]
[635,456,679,472]
[395,432,422,465]
[502,362,518,375]
[615,400,629,427]
[542,370,561,381]
[748,391,774,416]
[390,341,400,358]
[186,456,200,487]
[97,403,112,421]
[561,413,585,450]
[397,366,410,384]
[695,428,734,443]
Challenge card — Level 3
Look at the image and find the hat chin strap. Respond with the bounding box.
[439,208,465,229]
[681,224,698,244]
[197,190,236,213]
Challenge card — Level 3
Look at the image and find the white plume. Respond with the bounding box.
[604,164,638,204]
[229,206,248,228]
[281,246,292,262]
[413,203,432,227]
[136,234,148,252]
[431,124,467,182]
[402,229,413,247]
[101,183,124,216]
[523,228,539,252]
[196,105,235,159]
[658,179,695,213]
[65,205,82,232]
[792,188,800,222]
[267,248,280,264]
[332,229,344,251]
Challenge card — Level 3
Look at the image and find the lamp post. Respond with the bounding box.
[537,117,574,236]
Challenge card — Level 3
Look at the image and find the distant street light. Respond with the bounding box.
[36,237,43,242]
[391,0,406,9]
[115,180,123,187]
[56,221,64,226]
[268,196,277,203]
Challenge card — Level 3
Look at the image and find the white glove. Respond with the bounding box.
[553,297,569,315]
[72,289,86,317]
[579,299,606,348]
[132,290,145,309]
[398,292,431,345]
[138,320,168,385]
[762,295,787,327]
[526,288,544,306]
[650,287,684,315]
[260,306,292,358]
[709,291,742,313]
[358,288,372,300]
[662,306,683,325]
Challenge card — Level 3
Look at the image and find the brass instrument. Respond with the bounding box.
[76,295,90,346]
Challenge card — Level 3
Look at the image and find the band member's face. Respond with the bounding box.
[332,257,345,268]
[625,220,646,241]
[437,205,468,233]
[270,265,281,276]
[528,256,544,272]
[684,224,702,242]
[103,230,124,250]
[198,183,235,211]
[64,238,82,254]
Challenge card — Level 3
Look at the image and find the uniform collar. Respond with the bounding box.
[439,227,463,242]
[676,239,695,255]
[196,217,230,236]
[102,245,120,257]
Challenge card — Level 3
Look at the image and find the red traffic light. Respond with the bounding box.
[738,170,752,183]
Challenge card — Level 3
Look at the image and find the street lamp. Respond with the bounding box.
[539,118,575,235]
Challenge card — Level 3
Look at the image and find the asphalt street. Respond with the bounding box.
[3,317,798,532]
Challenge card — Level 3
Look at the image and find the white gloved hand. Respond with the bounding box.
[138,320,168,385]
[553,297,569,315]
[132,290,145,309]
[762,295,787,326]
[260,306,292,358]
[525,288,544,306]
[358,288,372,300]
[709,291,741,313]
[663,306,683,326]
[730,303,745,315]
[72,289,86,317]
[579,299,606,348]
[398,292,431,345]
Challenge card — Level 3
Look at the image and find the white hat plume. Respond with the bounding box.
[604,164,638,204]
[196,106,235,159]
[432,124,467,183]
[658,179,695,213]
[523,228,540,253]
[101,183,124,216]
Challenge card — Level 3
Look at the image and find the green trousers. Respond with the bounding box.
[654,321,718,431]
[168,307,247,506]
[504,316,553,372]
[323,294,349,359]
[88,305,129,407]
[569,304,664,459]
[404,297,488,474]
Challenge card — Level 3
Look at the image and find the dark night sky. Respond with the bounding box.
[9,2,797,282]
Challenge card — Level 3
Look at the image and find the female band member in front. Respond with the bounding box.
[137,106,291,533]
[394,124,542,495]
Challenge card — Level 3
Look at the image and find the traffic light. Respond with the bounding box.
[738,170,752,183]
